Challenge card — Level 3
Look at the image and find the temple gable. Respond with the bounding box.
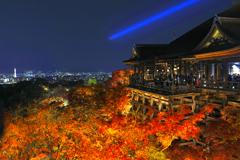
[202,29,234,49]
[130,48,138,59]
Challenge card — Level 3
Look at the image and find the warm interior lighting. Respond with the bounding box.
[232,65,239,74]
[196,46,240,60]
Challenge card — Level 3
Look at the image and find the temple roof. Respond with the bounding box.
[160,2,240,58]
[123,44,168,63]
[123,2,240,64]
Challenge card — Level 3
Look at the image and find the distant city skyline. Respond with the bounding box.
[0,68,116,74]
[0,69,112,85]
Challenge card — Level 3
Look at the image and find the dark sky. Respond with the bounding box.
[0,0,234,73]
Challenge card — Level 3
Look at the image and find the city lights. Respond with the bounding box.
[110,0,199,39]
[0,71,112,85]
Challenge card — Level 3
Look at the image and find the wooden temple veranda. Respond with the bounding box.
[123,2,240,128]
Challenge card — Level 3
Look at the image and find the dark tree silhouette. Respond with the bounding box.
[0,100,4,137]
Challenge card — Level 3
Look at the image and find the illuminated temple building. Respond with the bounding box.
[123,1,240,147]
[123,1,240,124]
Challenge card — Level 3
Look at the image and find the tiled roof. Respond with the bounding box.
[123,2,240,63]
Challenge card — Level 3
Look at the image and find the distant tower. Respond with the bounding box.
[14,68,16,78]
[174,31,176,40]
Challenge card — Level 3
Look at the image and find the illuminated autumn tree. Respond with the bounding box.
[110,68,133,87]
[2,68,235,160]
[167,105,240,160]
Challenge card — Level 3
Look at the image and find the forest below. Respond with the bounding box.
[0,69,239,160]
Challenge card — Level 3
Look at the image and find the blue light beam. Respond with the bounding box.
[110,0,199,40]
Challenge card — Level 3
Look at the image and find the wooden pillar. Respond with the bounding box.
[142,64,145,85]
[179,61,182,76]
[142,92,145,104]
[192,95,196,113]
[165,62,168,76]
[184,61,187,81]
[186,62,190,76]
[217,64,221,80]
[153,61,156,78]
[150,95,154,106]
[212,63,215,80]
[145,65,148,80]
[192,63,195,76]
[192,138,197,146]
[171,59,174,94]
[158,97,162,111]
[203,62,206,76]
[171,59,174,80]
[143,105,146,115]
[207,61,212,81]
[136,91,139,101]
[168,97,173,110]
[132,90,134,100]
[199,61,203,79]
[222,59,228,81]
[134,65,136,74]
[138,65,140,74]
[205,62,208,80]
[222,96,228,108]
[142,92,146,114]
[214,63,218,80]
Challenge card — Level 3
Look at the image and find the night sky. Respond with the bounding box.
[0,0,234,73]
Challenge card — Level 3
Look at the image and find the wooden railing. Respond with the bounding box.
[129,79,193,94]
[129,76,240,94]
[200,80,240,92]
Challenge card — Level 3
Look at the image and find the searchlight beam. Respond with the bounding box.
[110,0,199,40]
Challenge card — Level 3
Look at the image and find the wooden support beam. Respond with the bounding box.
[143,105,146,115]
[187,62,190,76]
[214,63,218,81]
[142,92,145,105]
[171,58,174,94]
[142,63,145,85]
[184,61,187,80]
[158,100,163,111]
[193,63,195,76]
[165,62,168,76]
[199,61,203,79]
[132,90,134,100]
[150,95,154,106]
[153,61,156,78]
[138,65,140,74]
[222,59,228,82]
[207,62,212,81]
[168,97,173,110]
[136,91,139,101]
[192,138,197,146]
[178,61,181,76]
[192,95,196,113]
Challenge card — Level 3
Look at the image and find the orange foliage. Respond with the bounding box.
[0,69,239,159]
[110,68,133,87]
